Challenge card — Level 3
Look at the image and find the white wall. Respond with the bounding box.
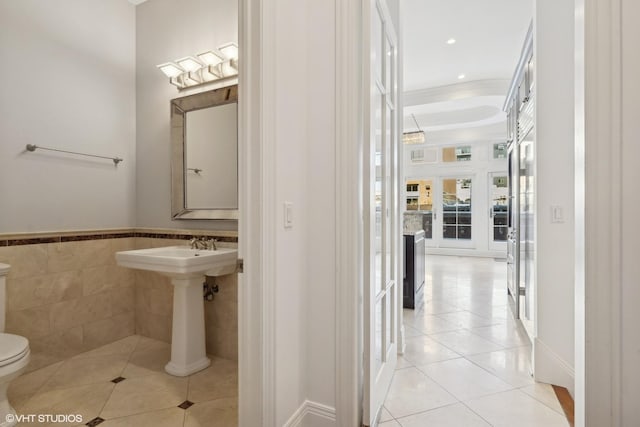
[245,0,339,423]
[403,141,508,257]
[135,0,238,231]
[533,0,575,395]
[303,0,337,419]
[0,0,136,233]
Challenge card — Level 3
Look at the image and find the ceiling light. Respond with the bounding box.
[218,43,239,60]
[157,62,184,78]
[458,74,466,80]
[197,51,224,66]
[403,114,426,145]
[403,131,426,145]
[447,38,456,45]
[176,57,203,72]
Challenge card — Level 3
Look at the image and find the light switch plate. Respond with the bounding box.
[284,202,293,228]
[551,205,564,223]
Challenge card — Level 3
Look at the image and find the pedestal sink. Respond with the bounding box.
[115,246,237,376]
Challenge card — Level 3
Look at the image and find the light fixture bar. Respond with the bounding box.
[157,43,239,90]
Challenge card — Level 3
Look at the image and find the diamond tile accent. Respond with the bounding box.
[86,417,105,427]
[178,400,194,410]
[111,376,126,384]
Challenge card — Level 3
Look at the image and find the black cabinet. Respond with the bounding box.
[403,230,425,309]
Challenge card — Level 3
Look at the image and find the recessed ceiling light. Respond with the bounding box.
[447,38,456,45]
[458,74,466,80]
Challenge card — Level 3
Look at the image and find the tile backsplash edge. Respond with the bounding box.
[0,228,238,246]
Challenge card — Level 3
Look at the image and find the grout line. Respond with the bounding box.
[93,334,142,420]
[516,384,565,416]
[459,400,495,426]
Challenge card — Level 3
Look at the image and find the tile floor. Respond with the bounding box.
[381,255,569,427]
[8,335,237,427]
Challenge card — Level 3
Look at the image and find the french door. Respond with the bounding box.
[411,176,474,249]
[489,172,509,252]
[363,0,398,424]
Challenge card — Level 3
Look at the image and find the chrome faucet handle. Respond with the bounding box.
[209,238,218,251]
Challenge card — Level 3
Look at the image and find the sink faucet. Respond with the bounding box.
[190,237,217,250]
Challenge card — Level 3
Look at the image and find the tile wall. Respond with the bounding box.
[0,230,238,372]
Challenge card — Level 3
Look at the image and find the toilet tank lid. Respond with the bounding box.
[0,263,9,275]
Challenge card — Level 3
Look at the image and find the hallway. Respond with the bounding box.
[381,256,569,426]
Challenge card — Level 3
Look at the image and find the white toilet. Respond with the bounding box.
[0,263,30,427]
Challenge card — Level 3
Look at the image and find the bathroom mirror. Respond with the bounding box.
[171,85,238,220]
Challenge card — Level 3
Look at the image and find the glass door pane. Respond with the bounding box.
[405,179,433,240]
[442,178,472,240]
[374,88,383,295]
[491,175,508,242]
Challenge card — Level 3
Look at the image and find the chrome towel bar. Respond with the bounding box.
[25,144,123,165]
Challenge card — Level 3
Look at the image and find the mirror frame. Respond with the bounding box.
[170,84,239,220]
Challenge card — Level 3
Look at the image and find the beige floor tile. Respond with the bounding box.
[184,397,238,427]
[429,330,504,356]
[395,355,413,370]
[7,361,63,410]
[100,407,185,427]
[40,354,128,392]
[466,346,534,388]
[395,403,491,427]
[121,337,171,378]
[519,383,565,415]
[100,372,188,419]
[384,367,457,419]
[468,322,531,348]
[18,382,114,427]
[465,389,569,427]
[187,357,238,403]
[405,313,461,335]
[72,335,140,360]
[379,420,401,427]
[401,335,461,366]
[418,358,514,401]
[380,406,393,422]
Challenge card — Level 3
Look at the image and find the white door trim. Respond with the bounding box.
[575,0,623,425]
[238,0,277,425]
[335,0,364,425]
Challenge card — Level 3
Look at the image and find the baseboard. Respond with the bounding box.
[534,338,575,397]
[284,400,337,427]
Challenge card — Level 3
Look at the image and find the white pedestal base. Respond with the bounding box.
[165,276,210,377]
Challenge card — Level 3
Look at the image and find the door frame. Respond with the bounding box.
[239,0,400,424]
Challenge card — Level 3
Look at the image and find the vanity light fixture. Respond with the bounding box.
[158,62,184,78]
[218,42,238,60]
[176,56,203,72]
[197,50,225,66]
[403,113,426,145]
[157,43,239,90]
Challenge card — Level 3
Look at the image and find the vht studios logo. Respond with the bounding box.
[5,413,84,423]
